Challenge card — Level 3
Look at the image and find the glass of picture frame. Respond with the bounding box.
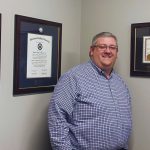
[13,15,62,95]
[130,22,150,77]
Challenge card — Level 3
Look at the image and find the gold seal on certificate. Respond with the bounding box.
[27,33,52,78]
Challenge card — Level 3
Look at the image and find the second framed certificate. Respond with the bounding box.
[13,15,62,95]
[130,22,150,77]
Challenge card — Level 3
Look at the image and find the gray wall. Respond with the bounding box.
[0,0,81,150]
[81,0,150,150]
[1,0,150,150]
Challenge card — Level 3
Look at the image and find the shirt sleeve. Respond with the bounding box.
[48,73,77,150]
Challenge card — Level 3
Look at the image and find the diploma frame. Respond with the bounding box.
[130,22,150,77]
[13,15,62,95]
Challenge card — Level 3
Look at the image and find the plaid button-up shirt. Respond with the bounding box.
[48,60,132,150]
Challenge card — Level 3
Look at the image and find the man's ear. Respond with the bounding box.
[116,50,118,58]
[89,46,94,57]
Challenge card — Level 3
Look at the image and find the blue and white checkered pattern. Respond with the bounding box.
[48,60,132,150]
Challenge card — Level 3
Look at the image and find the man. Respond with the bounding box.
[48,32,132,150]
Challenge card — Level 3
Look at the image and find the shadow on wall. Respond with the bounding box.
[27,100,52,150]
[62,51,80,73]
[129,132,134,150]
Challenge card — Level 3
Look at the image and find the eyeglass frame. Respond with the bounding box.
[91,44,118,51]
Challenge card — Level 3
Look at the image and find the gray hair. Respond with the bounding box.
[91,32,118,46]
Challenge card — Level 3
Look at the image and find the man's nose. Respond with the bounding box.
[105,46,111,52]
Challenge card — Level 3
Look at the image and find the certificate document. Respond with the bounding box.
[27,33,52,78]
[143,36,150,63]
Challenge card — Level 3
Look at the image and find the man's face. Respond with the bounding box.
[90,37,118,72]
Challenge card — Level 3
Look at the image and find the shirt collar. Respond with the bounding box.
[89,59,114,79]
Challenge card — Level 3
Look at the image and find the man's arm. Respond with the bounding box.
[48,74,76,150]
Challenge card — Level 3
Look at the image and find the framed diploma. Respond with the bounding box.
[130,22,150,77]
[13,15,62,95]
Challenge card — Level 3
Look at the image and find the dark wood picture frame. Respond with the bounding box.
[13,15,62,95]
[130,22,150,77]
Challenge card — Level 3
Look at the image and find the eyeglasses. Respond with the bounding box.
[92,44,118,51]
